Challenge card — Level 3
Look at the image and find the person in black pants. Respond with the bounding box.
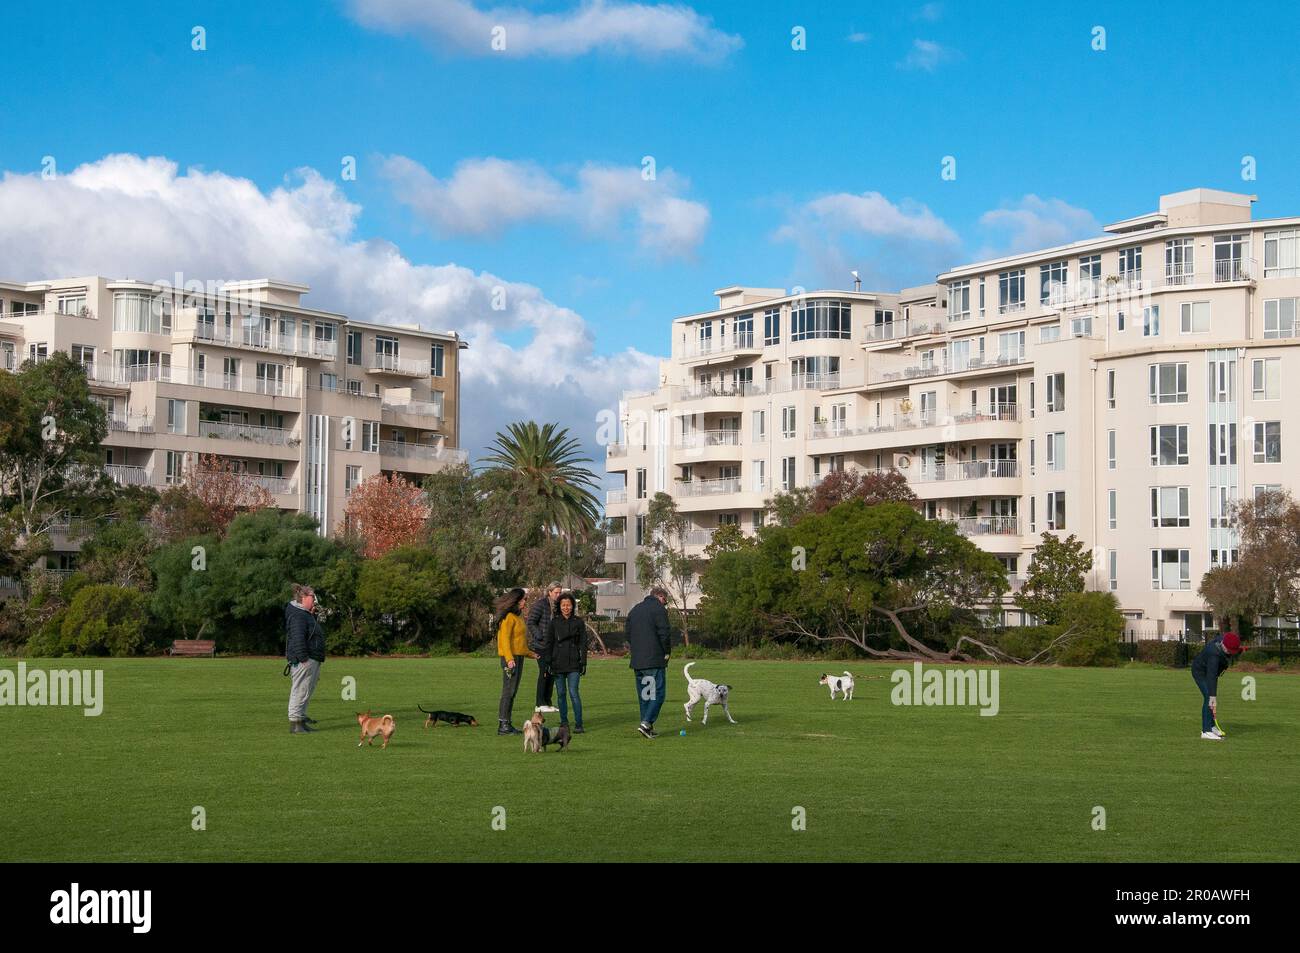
[1191,631,1243,740]
[494,588,531,735]
[625,587,672,739]
[526,582,562,707]
[544,592,588,732]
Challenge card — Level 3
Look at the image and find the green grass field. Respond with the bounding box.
[1,657,1296,862]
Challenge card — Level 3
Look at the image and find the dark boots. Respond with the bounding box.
[290,720,313,734]
[498,720,521,735]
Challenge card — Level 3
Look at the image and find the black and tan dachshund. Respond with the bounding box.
[417,705,479,728]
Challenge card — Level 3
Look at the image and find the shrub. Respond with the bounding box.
[27,584,148,657]
[1135,641,1185,666]
[997,625,1055,660]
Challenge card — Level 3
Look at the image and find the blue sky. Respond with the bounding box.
[3,0,1300,455]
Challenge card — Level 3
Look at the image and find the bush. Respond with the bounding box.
[1135,641,1184,666]
[26,584,148,657]
[1240,647,1271,665]
[997,625,1056,660]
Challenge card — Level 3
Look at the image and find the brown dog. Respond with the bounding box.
[356,711,396,749]
[522,705,559,753]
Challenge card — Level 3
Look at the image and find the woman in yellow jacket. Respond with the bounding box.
[494,588,533,735]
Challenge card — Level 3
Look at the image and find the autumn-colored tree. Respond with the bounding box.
[810,468,917,515]
[158,453,273,538]
[341,473,430,559]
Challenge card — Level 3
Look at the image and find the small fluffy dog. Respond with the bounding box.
[522,706,559,753]
[683,661,736,725]
[357,711,396,748]
[819,671,854,701]
[417,706,479,728]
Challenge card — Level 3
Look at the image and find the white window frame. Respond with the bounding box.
[1150,486,1190,528]
[1149,424,1189,467]
[1252,358,1280,400]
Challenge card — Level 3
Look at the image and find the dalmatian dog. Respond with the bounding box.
[819,671,854,701]
[682,662,736,725]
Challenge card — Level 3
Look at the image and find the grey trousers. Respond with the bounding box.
[288,659,321,722]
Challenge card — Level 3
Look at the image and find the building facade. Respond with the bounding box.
[0,275,466,568]
[601,189,1298,638]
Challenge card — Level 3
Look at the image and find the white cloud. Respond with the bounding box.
[898,38,955,71]
[0,154,658,460]
[846,31,871,44]
[347,0,743,61]
[774,190,960,289]
[978,195,1101,255]
[914,3,944,22]
[380,155,710,259]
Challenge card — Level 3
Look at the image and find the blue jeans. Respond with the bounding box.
[635,668,666,725]
[1192,670,1214,732]
[555,671,583,727]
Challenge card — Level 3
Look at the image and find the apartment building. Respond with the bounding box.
[602,188,1300,638]
[0,275,466,569]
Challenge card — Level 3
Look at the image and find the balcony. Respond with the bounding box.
[92,365,302,399]
[607,443,628,457]
[677,430,741,449]
[191,324,338,360]
[681,332,760,361]
[197,420,296,446]
[673,477,742,498]
[956,516,1020,537]
[864,318,945,342]
[597,581,627,597]
[378,440,468,464]
[1037,260,1258,309]
[872,353,1027,384]
[366,354,431,377]
[808,403,1020,440]
[107,414,155,434]
[684,528,716,547]
[606,489,627,505]
[913,459,1019,483]
[605,534,627,550]
[382,400,442,421]
[103,464,150,487]
[245,474,296,495]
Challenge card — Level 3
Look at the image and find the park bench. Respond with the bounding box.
[168,639,216,658]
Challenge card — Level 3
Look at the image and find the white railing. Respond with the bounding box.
[378,440,464,463]
[606,489,627,505]
[368,354,430,376]
[93,365,301,398]
[807,404,1019,440]
[874,352,1027,383]
[998,301,1026,315]
[913,459,1019,483]
[864,319,945,341]
[598,581,626,596]
[677,381,767,401]
[673,477,742,497]
[605,535,627,550]
[607,444,628,457]
[956,516,1020,536]
[682,333,758,359]
[191,324,338,359]
[104,465,150,486]
[1214,258,1255,283]
[684,529,715,546]
[382,400,442,419]
[244,474,295,495]
[198,420,295,446]
[107,414,155,433]
[677,430,741,449]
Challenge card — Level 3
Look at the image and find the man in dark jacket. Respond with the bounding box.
[626,587,672,739]
[286,584,326,734]
[1191,631,1243,740]
[526,583,562,707]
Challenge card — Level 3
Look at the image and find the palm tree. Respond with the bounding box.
[480,421,601,541]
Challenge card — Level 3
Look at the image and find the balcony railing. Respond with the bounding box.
[684,529,716,546]
[677,381,766,401]
[92,365,302,398]
[913,459,1020,483]
[198,420,295,446]
[107,414,155,433]
[956,516,1020,536]
[681,333,759,359]
[607,443,628,457]
[192,324,338,359]
[378,440,467,464]
[605,535,627,550]
[673,477,742,497]
[382,400,442,419]
[103,464,150,486]
[606,489,627,505]
[809,403,1019,440]
[244,474,295,495]
[677,430,741,449]
[874,352,1027,384]
[597,581,627,596]
[864,319,945,342]
[367,354,431,376]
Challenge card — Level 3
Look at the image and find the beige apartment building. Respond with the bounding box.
[0,275,465,570]
[601,188,1300,638]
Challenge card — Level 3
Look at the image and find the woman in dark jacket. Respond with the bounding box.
[285,583,326,734]
[544,592,588,732]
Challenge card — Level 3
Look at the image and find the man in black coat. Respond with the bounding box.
[285,584,326,734]
[526,583,562,707]
[625,587,671,739]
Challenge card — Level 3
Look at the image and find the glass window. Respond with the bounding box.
[1180,301,1210,333]
[1142,305,1160,337]
[789,299,851,341]
[998,270,1025,313]
[1047,491,1066,530]
[1151,549,1190,590]
[1150,424,1189,466]
[1046,372,1065,412]
[1252,358,1280,400]
[1263,299,1297,339]
[1208,422,1237,466]
[1148,363,1188,403]
[948,281,970,320]
[763,308,780,346]
[1253,421,1282,463]
[1150,486,1190,527]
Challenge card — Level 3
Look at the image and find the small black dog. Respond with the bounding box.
[541,723,571,752]
[417,706,479,728]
